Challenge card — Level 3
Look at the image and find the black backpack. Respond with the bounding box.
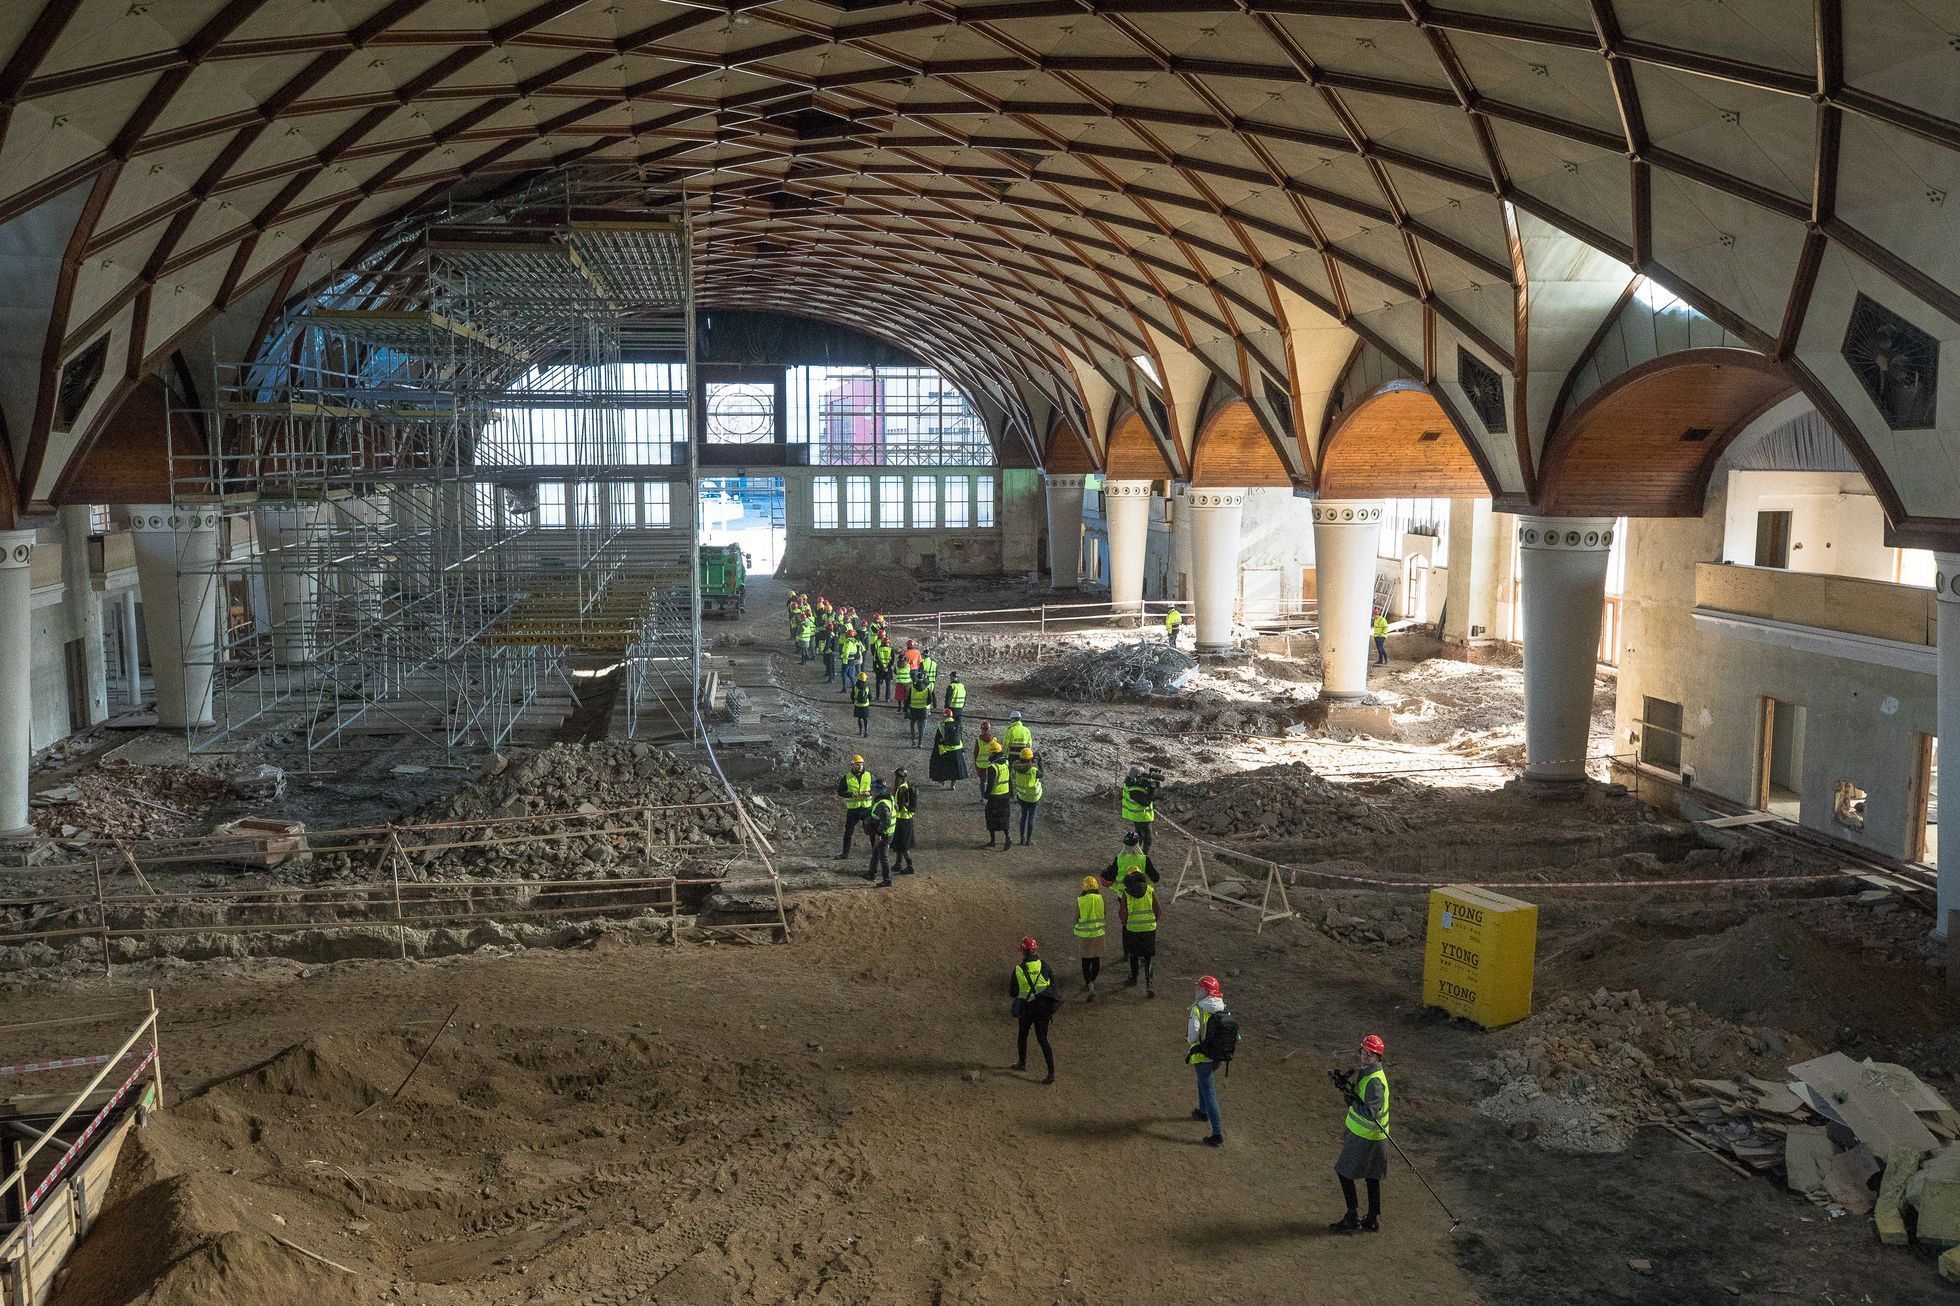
[1200,1008,1241,1063]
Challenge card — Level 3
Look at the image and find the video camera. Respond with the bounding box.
[1130,766,1165,794]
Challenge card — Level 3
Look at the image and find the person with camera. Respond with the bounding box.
[1121,765,1160,852]
[1329,1033,1391,1233]
[1009,935,1060,1083]
[1186,975,1238,1147]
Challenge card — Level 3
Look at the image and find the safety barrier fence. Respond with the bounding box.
[881,599,1184,636]
[0,998,164,1304]
[0,796,788,971]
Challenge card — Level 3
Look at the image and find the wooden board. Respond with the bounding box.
[1789,1053,1940,1156]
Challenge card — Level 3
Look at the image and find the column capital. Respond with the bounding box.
[1187,487,1246,509]
[1935,553,1960,605]
[1043,473,1088,490]
[1518,516,1616,553]
[1310,498,1385,527]
[1103,478,1155,499]
[0,531,33,572]
[125,505,221,534]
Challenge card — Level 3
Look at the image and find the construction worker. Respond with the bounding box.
[1102,830,1158,888]
[851,672,872,738]
[929,709,967,788]
[980,740,1012,850]
[1117,862,1160,996]
[840,629,863,692]
[906,677,930,748]
[891,767,918,875]
[1165,605,1185,649]
[1121,765,1158,853]
[946,672,967,722]
[821,622,838,680]
[836,755,873,858]
[1010,935,1059,1084]
[893,649,913,711]
[1330,1034,1391,1234]
[1074,876,1106,1001]
[1187,975,1230,1146]
[796,610,815,663]
[1011,747,1042,846]
[865,779,896,887]
[872,635,896,700]
[1003,709,1033,756]
[914,649,938,711]
[1372,608,1389,666]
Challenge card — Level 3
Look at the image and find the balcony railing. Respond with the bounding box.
[1693,563,1934,646]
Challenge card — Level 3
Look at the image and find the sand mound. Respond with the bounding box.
[1161,763,1413,841]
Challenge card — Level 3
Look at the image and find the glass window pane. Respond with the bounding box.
[976,474,995,528]
[845,476,872,530]
[945,474,970,528]
[640,481,671,528]
[878,475,905,528]
[911,475,936,528]
[538,482,566,528]
[813,476,839,530]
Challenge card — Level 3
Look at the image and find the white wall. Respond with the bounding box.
[1720,470,1902,581]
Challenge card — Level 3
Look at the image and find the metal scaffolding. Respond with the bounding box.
[168,176,703,757]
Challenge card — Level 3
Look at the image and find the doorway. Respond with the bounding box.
[1403,555,1432,622]
[1914,734,1939,867]
[1757,697,1806,819]
[697,476,786,576]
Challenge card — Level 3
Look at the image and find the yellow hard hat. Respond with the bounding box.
[989,740,1003,753]
[1081,875,1101,892]
[851,755,863,765]
[858,672,868,681]
[1020,747,1033,759]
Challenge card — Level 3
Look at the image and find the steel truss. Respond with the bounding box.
[168,174,703,757]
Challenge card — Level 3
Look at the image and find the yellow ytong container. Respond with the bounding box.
[1422,884,1538,1029]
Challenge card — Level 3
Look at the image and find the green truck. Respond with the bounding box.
[698,543,748,618]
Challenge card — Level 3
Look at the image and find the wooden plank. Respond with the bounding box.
[1791,1052,1939,1156]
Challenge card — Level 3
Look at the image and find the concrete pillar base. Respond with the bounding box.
[1188,488,1247,653]
[1312,499,1386,699]
[1105,479,1154,609]
[126,505,223,730]
[1044,474,1086,591]
[1519,517,1615,785]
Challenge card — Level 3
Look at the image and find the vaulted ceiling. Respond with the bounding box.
[0,0,1956,539]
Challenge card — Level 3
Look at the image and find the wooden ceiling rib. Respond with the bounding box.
[1190,401,1292,489]
[1104,409,1174,481]
[1319,383,1493,500]
[1539,352,1800,518]
[0,0,1948,525]
[1042,421,1098,475]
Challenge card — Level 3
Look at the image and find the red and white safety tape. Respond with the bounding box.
[26,1045,157,1221]
[0,1052,118,1079]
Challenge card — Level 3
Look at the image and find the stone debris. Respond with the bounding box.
[26,758,232,843]
[1013,640,1196,702]
[1161,763,1411,842]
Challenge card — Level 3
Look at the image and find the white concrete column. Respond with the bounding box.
[1171,484,1196,600]
[118,590,140,708]
[1188,487,1247,653]
[1104,479,1154,609]
[1312,499,1387,699]
[58,506,108,724]
[0,532,35,834]
[126,505,222,729]
[1044,474,1086,590]
[1518,517,1615,784]
[1933,553,1960,936]
[259,501,325,664]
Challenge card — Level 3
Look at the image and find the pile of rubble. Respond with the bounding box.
[1160,763,1412,843]
[27,759,234,843]
[1014,640,1196,702]
[798,563,924,616]
[1475,987,1800,1153]
[911,631,1054,671]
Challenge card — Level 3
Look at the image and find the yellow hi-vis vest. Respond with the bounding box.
[917,657,937,690]
[1004,721,1032,752]
[1165,609,1183,630]
[893,662,912,685]
[1123,884,1157,932]
[1012,763,1042,804]
[1115,850,1147,880]
[1345,1068,1391,1140]
[1014,958,1052,999]
[947,681,967,709]
[842,770,873,809]
[1121,783,1155,823]
[986,761,1011,798]
[1074,892,1106,939]
[935,723,962,755]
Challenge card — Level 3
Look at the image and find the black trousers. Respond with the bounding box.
[840,807,869,855]
[866,836,891,884]
[875,669,892,699]
[1340,1177,1382,1219]
[1081,956,1101,986]
[1017,1007,1054,1074]
[1131,820,1153,853]
[893,821,915,872]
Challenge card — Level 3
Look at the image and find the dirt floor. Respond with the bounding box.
[5,574,1957,1303]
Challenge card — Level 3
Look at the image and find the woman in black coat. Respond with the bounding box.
[928,709,968,786]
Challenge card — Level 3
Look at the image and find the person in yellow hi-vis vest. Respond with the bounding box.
[1073,876,1106,1002]
[1329,1033,1390,1234]
[1372,609,1390,666]
[1117,864,1161,997]
[1164,606,1184,649]
[835,755,873,859]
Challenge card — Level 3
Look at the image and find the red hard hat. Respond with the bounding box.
[1196,975,1223,998]
[1019,935,1038,953]
[1360,1034,1386,1057]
